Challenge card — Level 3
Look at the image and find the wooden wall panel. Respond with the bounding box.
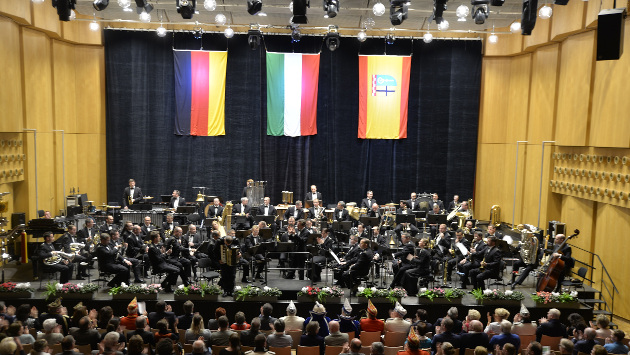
[30,0,61,38]
[559,196,595,280]
[506,54,532,142]
[524,13,552,51]
[22,28,54,133]
[527,44,559,143]
[484,33,524,57]
[0,17,24,133]
[76,134,107,206]
[585,0,616,28]
[74,46,105,134]
[0,183,14,229]
[555,32,595,146]
[61,19,102,45]
[550,0,587,41]
[520,144,554,225]
[0,1,32,25]
[478,58,512,144]
[52,40,77,133]
[589,19,630,148]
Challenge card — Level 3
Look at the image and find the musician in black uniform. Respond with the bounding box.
[120,221,134,241]
[334,234,360,284]
[400,238,432,294]
[99,215,118,235]
[342,238,373,289]
[447,195,460,211]
[95,233,131,287]
[183,224,207,258]
[126,225,149,277]
[284,219,309,280]
[278,223,297,269]
[366,203,381,219]
[285,201,305,221]
[111,230,144,283]
[242,179,254,198]
[77,219,97,245]
[169,190,186,209]
[390,233,416,288]
[37,231,74,284]
[408,192,420,211]
[305,185,322,203]
[214,235,241,296]
[360,191,377,210]
[445,229,471,281]
[485,224,503,240]
[459,231,487,289]
[165,227,192,285]
[308,199,326,225]
[206,198,224,218]
[122,178,143,209]
[395,201,419,238]
[147,231,181,292]
[469,236,502,289]
[310,228,334,283]
[243,225,266,281]
[233,197,254,230]
[59,225,89,280]
[140,216,157,240]
[546,233,573,292]
[431,194,445,211]
[162,214,179,238]
[432,224,452,274]
[333,201,350,222]
[356,224,367,240]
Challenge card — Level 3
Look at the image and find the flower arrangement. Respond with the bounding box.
[234,285,282,301]
[357,287,407,304]
[417,287,466,301]
[0,282,34,293]
[44,282,98,298]
[174,283,222,297]
[471,288,525,301]
[108,283,162,295]
[531,291,578,304]
[298,286,344,302]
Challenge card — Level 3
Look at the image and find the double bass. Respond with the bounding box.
[536,229,579,292]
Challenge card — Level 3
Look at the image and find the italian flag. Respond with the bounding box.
[266,52,320,136]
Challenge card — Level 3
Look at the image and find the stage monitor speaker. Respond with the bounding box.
[11,212,26,227]
[597,8,626,61]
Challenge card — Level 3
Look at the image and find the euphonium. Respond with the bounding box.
[44,251,75,265]
[69,242,85,252]
[519,231,539,265]
[490,205,501,228]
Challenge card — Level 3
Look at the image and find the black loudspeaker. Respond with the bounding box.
[11,213,26,227]
[66,206,82,218]
[597,8,626,61]
[521,0,538,35]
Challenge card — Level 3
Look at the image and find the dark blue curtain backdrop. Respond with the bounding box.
[104,30,481,207]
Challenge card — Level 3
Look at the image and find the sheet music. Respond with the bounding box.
[329,249,342,264]
[503,235,513,244]
[455,242,469,256]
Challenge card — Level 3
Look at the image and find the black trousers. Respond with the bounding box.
[166,258,190,285]
[402,269,430,295]
[459,260,480,287]
[310,255,326,282]
[155,263,180,288]
[287,253,306,280]
[391,262,415,287]
[469,267,499,289]
[512,260,537,286]
[72,254,89,277]
[219,264,237,291]
[43,263,74,284]
[342,269,368,288]
[126,257,144,280]
[103,263,131,287]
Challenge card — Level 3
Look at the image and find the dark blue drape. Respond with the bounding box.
[104,30,481,207]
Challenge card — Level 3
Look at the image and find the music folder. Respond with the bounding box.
[259,228,273,240]
[359,216,380,227]
[329,249,342,264]
[275,242,294,252]
[396,214,416,224]
[427,213,447,225]
[331,221,352,232]
[307,233,322,245]
[254,215,275,226]
[176,206,197,214]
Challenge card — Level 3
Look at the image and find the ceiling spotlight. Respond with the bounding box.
[247,0,263,15]
[69,9,76,20]
[488,33,498,43]
[472,3,489,24]
[291,0,309,24]
[539,4,552,18]
[389,0,409,25]
[363,17,375,28]
[325,26,340,51]
[157,25,167,37]
[357,30,367,42]
[89,20,100,31]
[373,2,386,16]
[118,0,131,8]
[32,0,45,3]
[93,0,109,11]
[456,4,469,21]
[510,20,521,32]
[215,13,227,25]
[289,1,294,12]
[204,0,216,10]
[135,0,153,13]
[433,0,447,24]
[423,32,434,43]
[193,27,203,39]
[437,19,449,30]
[248,29,262,49]
[323,0,339,18]
[139,10,151,22]
[177,0,196,19]
[224,27,234,38]
[385,32,395,44]
[291,26,301,42]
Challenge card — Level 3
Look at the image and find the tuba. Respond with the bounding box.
[519,231,539,265]
[490,205,501,228]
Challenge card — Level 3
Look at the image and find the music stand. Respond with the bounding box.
[197,240,210,255]
[427,214,447,226]
[307,233,322,245]
[274,242,294,252]
[233,215,249,226]
[259,228,273,240]
[413,211,427,219]
[305,200,313,209]
[160,195,171,203]
[396,214,416,224]
[235,230,250,240]
[254,215,275,226]
[495,240,511,254]
[360,216,380,228]
[204,218,217,228]
[176,206,196,214]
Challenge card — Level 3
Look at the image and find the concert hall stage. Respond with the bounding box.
[6,262,593,325]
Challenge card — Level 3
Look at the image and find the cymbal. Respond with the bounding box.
[144,196,154,199]
[98,204,108,207]
[385,203,397,206]
[108,206,121,209]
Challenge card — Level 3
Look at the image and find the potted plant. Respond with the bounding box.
[357,287,407,304]
[234,285,282,302]
[297,286,344,303]
[0,282,34,299]
[471,288,524,306]
[44,282,99,300]
[531,291,579,308]
[174,283,222,301]
[417,287,466,304]
[108,283,162,300]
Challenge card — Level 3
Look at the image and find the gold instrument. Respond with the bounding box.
[164,228,172,239]
[468,198,474,218]
[538,234,551,268]
[220,244,239,266]
[196,193,206,202]
[44,251,75,265]
[0,200,8,214]
[455,212,467,230]
[490,205,501,228]
[222,201,233,228]
[519,231,539,265]
[88,233,101,253]
[128,194,133,206]
[346,202,359,221]
[446,205,461,222]
[281,191,294,204]
[479,255,485,270]
[387,231,396,245]
[69,242,85,252]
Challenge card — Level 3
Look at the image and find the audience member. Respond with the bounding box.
[231,312,250,330]
[69,316,100,350]
[360,300,384,334]
[400,327,429,355]
[101,318,127,347]
[341,338,363,355]
[459,320,489,353]
[99,331,124,355]
[535,309,567,342]
[324,321,349,346]
[54,335,80,355]
[526,342,543,355]
[266,319,292,348]
[590,345,607,355]
[154,318,179,343]
[38,319,63,346]
[559,338,574,355]
[437,342,456,355]
[280,301,304,332]
[120,298,143,331]
[371,342,385,355]
[303,303,331,338]
[219,333,241,355]
[435,307,463,334]
[300,321,325,355]
[385,302,411,333]
[148,301,176,332]
[15,304,37,330]
[416,322,433,349]
[185,314,211,344]
[474,345,488,355]
[209,316,234,347]
[7,321,35,345]
[573,328,597,355]
[488,321,520,350]
[0,337,22,355]
[245,334,274,355]
[485,308,510,335]
[128,316,155,346]
[591,315,612,339]
[432,318,461,354]
[500,343,516,355]
[239,318,261,347]
[187,340,210,355]
[208,308,226,331]
[335,299,360,338]
[30,339,50,355]
[512,306,536,336]
[603,330,628,354]
[566,314,587,338]
[178,301,195,331]
[97,306,114,330]
[462,309,481,333]
[126,335,145,355]
[258,304,276,331]
[155,338,175,355]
